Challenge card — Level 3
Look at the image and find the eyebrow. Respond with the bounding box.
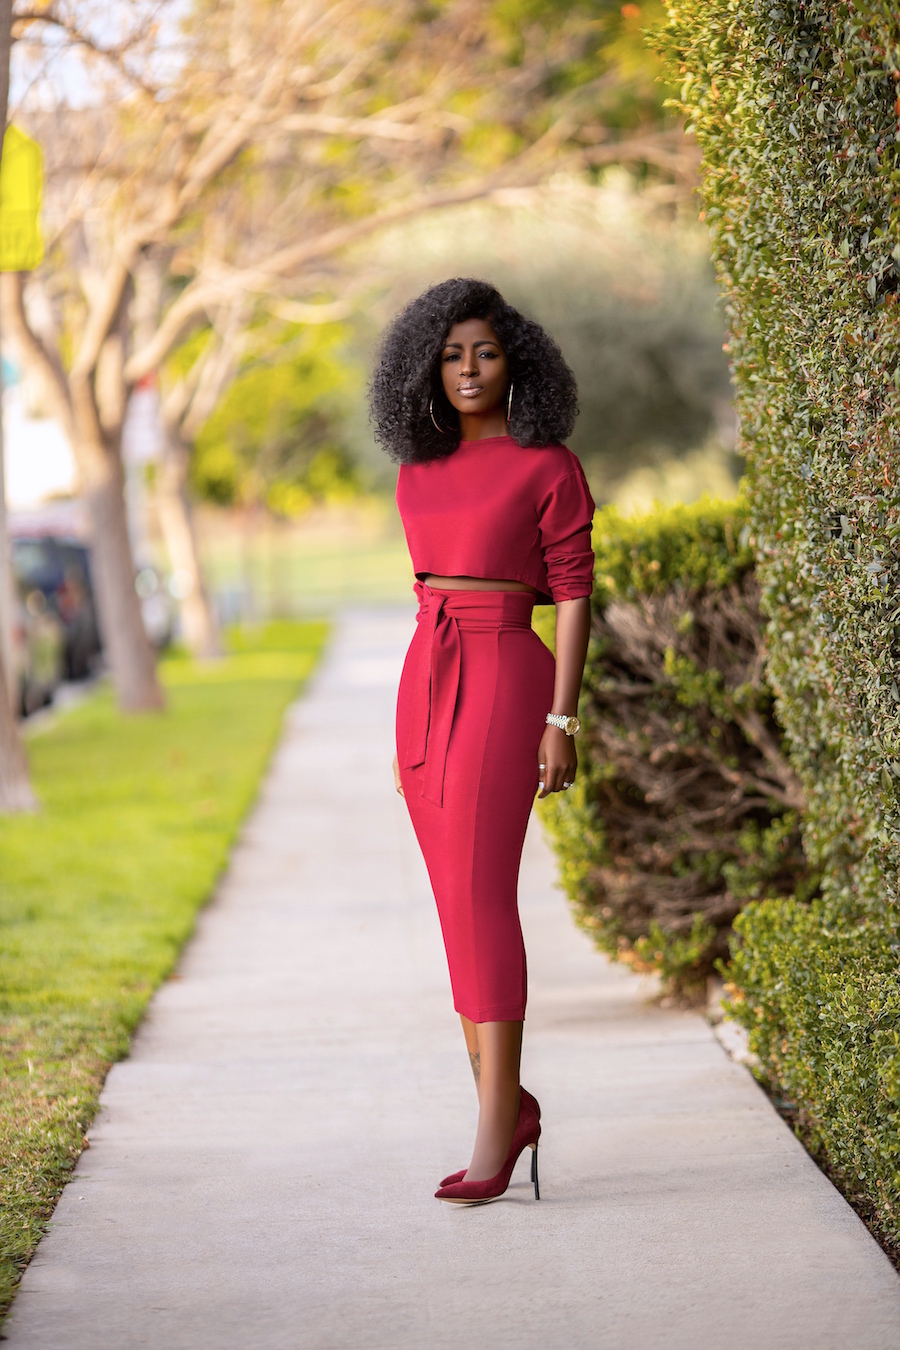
[442,339,500,349]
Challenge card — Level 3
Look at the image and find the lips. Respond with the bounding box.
[458,385,483,397]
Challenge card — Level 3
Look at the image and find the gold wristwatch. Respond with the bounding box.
[545,712,580,736]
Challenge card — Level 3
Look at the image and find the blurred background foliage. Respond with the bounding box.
[175,177,736,545]
[185,326,362,515]
[486,0,672,130]
[141,0,730,597]
[350,178,735,506]
[6,0,733,630]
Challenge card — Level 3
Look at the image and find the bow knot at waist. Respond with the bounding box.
[414,581,535,629]
[403,584,536,805]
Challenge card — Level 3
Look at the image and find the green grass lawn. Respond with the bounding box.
[196,501,416,616]
[0,620,329,1318]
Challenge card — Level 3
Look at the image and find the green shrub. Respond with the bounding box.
[663,1,900,1239]
[539,498,814,997]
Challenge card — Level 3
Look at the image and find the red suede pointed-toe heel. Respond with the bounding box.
[439,1088,540,1188]
[435,1100,541,1205]
[436,1136,540,1205]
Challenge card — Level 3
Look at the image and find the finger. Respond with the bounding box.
[546,764,576,796]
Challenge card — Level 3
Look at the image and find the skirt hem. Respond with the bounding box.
[454,1000,527,1024]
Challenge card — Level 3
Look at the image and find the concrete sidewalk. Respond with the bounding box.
[6,608,900,1350]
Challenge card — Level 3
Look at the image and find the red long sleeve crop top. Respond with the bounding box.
[396,435,595,606]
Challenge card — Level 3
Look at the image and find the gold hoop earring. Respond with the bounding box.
[430,397,451,434]
[506,379,515,425]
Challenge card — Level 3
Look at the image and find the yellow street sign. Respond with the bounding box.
[0,126,43,272]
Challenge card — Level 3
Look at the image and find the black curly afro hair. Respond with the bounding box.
[369,277,578,463]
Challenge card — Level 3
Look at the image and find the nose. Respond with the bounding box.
[459,350,477,375]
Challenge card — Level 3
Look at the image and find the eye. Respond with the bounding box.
[477,349,498,360]
[442,352,460,362]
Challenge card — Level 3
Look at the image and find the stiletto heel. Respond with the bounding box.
[439,1087,540,1188]
[435,1094,542,1205]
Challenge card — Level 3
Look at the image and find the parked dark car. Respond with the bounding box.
[11,536,102,679]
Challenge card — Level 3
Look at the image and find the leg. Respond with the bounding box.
[460,1015,481,1101]
[465,1019,523,1181]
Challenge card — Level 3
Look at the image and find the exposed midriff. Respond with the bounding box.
[422,574,538,594]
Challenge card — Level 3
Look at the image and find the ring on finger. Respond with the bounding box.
[563,781,572,789]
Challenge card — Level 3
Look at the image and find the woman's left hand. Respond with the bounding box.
[537,726,576,798]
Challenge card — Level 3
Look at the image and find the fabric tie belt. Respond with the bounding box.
[403,581,535,806]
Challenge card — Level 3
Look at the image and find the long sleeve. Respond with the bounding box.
[537,464,595,601]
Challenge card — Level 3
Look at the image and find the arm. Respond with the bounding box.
[537,596,591,798]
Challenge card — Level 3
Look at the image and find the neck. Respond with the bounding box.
[459,408,508,441]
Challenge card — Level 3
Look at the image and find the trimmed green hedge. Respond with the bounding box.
[539,498,814,996]
[663,2,900,1239]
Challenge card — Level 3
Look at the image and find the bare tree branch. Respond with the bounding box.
[13,9,161,97]
[279,111,453,143]
[123,173,528,382]
[71,253,137,379]
[0,271,74,440]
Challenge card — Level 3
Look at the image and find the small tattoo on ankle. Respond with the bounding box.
[469,1050,481,1082]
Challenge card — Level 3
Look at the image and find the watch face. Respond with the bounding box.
[565,716,580,735]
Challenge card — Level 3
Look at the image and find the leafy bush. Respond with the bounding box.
[663,1,900,1240]
[539,498,814,997]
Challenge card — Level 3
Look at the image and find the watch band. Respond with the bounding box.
[546,712,580,736]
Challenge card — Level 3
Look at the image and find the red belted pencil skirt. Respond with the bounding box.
[396,583,555,1022]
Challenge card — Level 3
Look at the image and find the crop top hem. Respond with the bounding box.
[413,569,592,607]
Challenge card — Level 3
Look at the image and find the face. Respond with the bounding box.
[439,318,509,417]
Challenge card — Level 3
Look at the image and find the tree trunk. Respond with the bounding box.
[0,270,18,718]
[0,40,12,707]
[0,405,17,709]
[0,644,36,810]
[0,0,37,809]
[82,445,165,711]
[156,433,222,659]
[0,452,35,804]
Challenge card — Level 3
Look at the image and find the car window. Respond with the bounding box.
[12,540,61,589]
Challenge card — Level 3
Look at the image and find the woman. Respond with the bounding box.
[371,278,594,1205]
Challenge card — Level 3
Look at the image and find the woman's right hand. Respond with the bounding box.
[393,755,404,797]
